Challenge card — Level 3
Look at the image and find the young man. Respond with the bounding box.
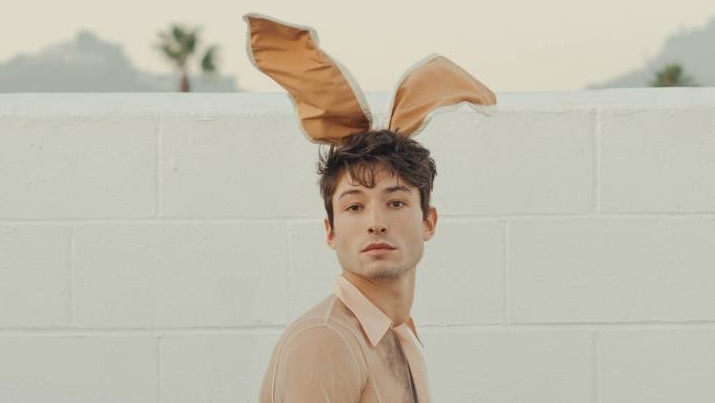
[244,13,495,403]
[259,129,438,402]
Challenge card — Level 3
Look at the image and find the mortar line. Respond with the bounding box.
[594,108,603,213]
[3,321,715,336]
[156,116,163,219]
[503,220,511,324]
[286,222,294,322]
[3,212,715,225]
[68,225,75,326]
[423,321,715,330]
[593,331,600,403]
[0,327,287,336]
[157,335,162,403]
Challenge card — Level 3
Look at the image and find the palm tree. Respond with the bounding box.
[156,24,219,92]
[649,63,697,87]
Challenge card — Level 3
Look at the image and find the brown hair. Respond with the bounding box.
[318,130,437,228]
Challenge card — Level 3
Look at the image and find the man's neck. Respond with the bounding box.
[342,269,416,326]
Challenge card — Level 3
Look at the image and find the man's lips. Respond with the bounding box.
[361,243,396,253]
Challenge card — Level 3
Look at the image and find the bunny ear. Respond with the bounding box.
[388,54,496,136]
[244,14,372,144]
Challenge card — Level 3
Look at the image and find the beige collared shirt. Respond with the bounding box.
[260,276,430,402]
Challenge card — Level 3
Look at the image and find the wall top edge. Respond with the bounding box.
[1,88,714,116]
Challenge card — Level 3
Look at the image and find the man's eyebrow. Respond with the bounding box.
[337,189,363,200]
[337,185,411,200]
[384,185,412,194]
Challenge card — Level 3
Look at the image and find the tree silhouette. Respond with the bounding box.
[155,24,218,92]
[649,63,698,87]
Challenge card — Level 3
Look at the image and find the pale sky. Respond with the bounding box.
[1,0,713,92]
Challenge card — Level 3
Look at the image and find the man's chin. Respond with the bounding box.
[364,265,409,280]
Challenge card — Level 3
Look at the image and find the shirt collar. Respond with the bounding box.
[333,276,422,348]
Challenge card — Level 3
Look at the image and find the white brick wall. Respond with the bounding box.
[0,335,157,403]
[1,89,714,402]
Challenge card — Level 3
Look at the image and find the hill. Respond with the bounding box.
[0,31,237,92]
[590,17,715,88]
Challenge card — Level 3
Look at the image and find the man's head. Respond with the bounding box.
[317,130,438,279]
[318,130,437,230]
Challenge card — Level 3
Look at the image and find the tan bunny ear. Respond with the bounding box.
[244,14,372,144]
[388,54,496,136]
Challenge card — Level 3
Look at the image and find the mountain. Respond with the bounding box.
[0,31,237,92]
[589,16,715,88]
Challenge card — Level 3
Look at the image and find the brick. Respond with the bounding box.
[510,218,715,323]
[160,115,325,218]
[0,116,156,219]
[414,220,505,325]
[418,110,594,215]
[601,109,715,212]
[287,221,341,319]
[160,333,281,403]
[0,335,156,403]
[600,330,715,403]
[74,222,289,327]
[0,225,69,327]
[423,329,593,402]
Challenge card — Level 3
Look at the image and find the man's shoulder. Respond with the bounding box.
[281,294,362,346]
[261,296,369,402]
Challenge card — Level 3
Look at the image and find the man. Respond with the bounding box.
[244,13,496,403]
[260,129,437,402]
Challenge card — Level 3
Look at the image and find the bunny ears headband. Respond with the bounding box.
[244,14,497,144]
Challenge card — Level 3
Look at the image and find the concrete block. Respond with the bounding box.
[510,218,715,323]
[160,332,281,403]
[418,110,594,215]
[287,221,341,319]
[74,222,289,327]
[600,330,715,403]
[0,116,156,219]
[423,329,593,402]
[0,335,156,403]
[601,109,715,212]
[160,115,325,218]
[0,225,69,327]
[415,219,505,325]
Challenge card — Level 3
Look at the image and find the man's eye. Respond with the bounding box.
[389,200,406,208]
[346,204,363,212]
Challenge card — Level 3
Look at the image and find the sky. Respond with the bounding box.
[1,0,713,92]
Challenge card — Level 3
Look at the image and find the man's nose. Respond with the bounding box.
[366,207,387,234]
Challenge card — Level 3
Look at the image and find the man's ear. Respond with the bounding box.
[423,207,438,241]
[324,218,337,249]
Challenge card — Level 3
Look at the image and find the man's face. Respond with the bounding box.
[324,168,437,280]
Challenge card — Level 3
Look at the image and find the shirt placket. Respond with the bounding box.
[393,324,430,403]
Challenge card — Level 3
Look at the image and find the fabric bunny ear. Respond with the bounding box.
[388,54,497,136]
[244,14,373,144]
